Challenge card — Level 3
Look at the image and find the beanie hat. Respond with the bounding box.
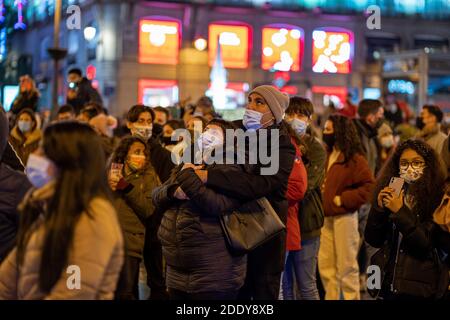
[249,85,289,124]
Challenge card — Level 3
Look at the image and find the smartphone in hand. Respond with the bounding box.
[389,177,405,197]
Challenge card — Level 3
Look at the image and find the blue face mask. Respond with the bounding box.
[18,120,32,133]
[243,109,272,131]
[26,154,56,188]
[288,118,308,136]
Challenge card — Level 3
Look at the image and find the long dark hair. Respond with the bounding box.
[328,114,364,162]
[374,139,446,221]
[16,121,113,293]
[110,135,150,169]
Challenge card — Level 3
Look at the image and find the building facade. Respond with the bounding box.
[1,0,450,117]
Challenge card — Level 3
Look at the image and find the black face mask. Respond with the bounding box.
[416,117,425,130]
[161,136,177,146]
[322,133,336,150]
[152,123,163,137]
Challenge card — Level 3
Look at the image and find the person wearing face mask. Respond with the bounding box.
[126,105,175,300]
[319,115,375,300]
[192,85,296,300]
[161,120,184,151]
[109,136,161,300]
[154,119,249,300]
[377,122,396,168]
[283,97,327,300]
[0,122,124,300]
[8,108,42,165]
[365,139,448,300]
[0,107,31,264]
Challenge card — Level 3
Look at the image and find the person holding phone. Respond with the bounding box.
[109,136,161,299]
[365,139,447,300]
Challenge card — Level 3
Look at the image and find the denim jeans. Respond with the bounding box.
[282,237,321,300]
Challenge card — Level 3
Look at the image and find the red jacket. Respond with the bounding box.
[322,152,374,217]
[285,140,308,251]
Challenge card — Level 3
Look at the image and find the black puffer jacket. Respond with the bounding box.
[365,204,449,299]
[206,121,295,274]
[154,164,247,294]
[0,108,31,262]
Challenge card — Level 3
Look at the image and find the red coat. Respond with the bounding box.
[322,152,374,217]
[285,140,308,251]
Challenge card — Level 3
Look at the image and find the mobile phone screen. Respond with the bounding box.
[389,177,405,197]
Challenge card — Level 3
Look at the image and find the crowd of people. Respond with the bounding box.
[0,71,449,301]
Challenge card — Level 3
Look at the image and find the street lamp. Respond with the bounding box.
[48,0,67,120]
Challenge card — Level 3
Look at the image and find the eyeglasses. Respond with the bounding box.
[399,160,426,170]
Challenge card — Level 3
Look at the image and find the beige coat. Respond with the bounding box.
[0,197,124,300]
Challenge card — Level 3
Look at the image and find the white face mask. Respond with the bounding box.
[399,166,425,184]
[132,124,152,140]
[380,135,394,149]
[243,109,272,131]
[197,129,224,152]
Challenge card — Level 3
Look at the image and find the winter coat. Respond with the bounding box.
[66,77,103,114]
[322,152,375,217]
[0,196,124,300]
[0,109,31,262]
[365,204,449,299]
[11,91,39,115]
[8,126,42,165]
[417,124,447,157]
[298,134,326,240]
[285,139,307,251]
[148,137,176,183]
[114,165,160,259]
[154,163,247,294]
[354,119,380,175]
[206,121,295,274]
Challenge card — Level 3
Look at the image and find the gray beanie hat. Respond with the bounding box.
[249,85,289,124]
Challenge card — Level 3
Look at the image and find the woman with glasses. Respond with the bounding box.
[365,139,447,300]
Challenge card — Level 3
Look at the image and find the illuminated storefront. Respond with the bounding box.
[138,79,179,107]
[261,25,303,72]
[206,82,249,109]
[138,18,181,65]
[208,22,251,69]
[312,28,353,74]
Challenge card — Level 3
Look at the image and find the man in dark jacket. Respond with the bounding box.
[0,107,32,263]
[353,99,385,291]
[194,85,295,300]
[66,68,103,114]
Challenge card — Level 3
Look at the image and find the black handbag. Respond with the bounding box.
[220,197,286,255]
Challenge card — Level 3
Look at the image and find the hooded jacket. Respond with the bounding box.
[9,126,42,165]
[154,162,247,294]
[0,108,31,263]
